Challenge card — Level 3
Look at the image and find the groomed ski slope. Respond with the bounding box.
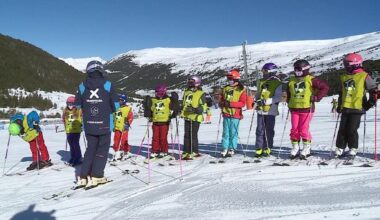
[0,97,379,220]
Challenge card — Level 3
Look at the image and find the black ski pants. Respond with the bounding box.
[183,120,200,154]
[81,133,111,178]
[336,113,362,150]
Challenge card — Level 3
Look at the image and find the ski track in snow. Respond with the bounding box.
[0,98,380,219]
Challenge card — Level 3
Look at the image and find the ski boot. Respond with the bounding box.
[149,152,158,159]
[263,148,271,157]
[289,141,300,160]
[335,147,344,158]
[39,160,52,169]
[348,148,357,159]
[85,177,109,190]
[255,148,263,158]
[26,161,39,171]
[300,141,311,160]
[73,178,88,190]
[183,152,194,160]
[221,150,228,158]
[227,149,235,157]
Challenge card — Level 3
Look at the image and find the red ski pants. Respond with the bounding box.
[152,124,169,153]
[29,132,50,161]
[113,130,130,152]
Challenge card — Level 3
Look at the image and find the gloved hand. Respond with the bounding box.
[255,99,265,107]
[224,101,231,108]
[124,123,130,130]
[170,111,178,119]
[193,107,203,114]
[336,107,342,114]
[370,89,379,101]
[311,95,319,102]
[363,99,375,111]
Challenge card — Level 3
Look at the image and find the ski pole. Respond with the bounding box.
[276,109,290,159]
[35,135,41,175]
[362,113,366,158]
[170,121,175,158]
[213,112,222,157]
[243,109,255,158]
[374,101,378,161]
[147,122,151,184]
[328,113,341,159]
[82,133,87,149]
[135,121,150,157]
[175,117,183,180]
[262,115,270,152]
[2,134,11,176]
[65,136,68,151]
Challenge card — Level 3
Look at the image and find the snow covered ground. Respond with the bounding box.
[0,97,379,220]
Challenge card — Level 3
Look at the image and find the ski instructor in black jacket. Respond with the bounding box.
[74,60,120,189]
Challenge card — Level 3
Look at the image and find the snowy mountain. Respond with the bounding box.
[59,57,105,72]
[106,32,380,94]
[110,32,380,75]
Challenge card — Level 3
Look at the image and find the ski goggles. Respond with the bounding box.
[294,65,311,72]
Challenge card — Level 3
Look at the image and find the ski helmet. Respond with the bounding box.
[262,63,278,78]
[187,75,202,87]
[227,70,241,80]
[8,123,21,136]
[293,59,311,77]
[86,60,104,74]
[66,96,75,104]
[155,84,167,98]
[343,53,363,74]
[119,94,127,104]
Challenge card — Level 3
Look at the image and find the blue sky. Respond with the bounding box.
[1,0,379,60]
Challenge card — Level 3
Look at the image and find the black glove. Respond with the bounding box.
[363,99,375,111]
[170,110,178,119]
[336,107,342,114]
[193,107,203,114]
[224,101,231,108]
[255,99,265,107]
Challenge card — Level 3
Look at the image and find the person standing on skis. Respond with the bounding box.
[220,70,247,157]
[180,76,207,160]
[287,59,329,159]
[74,60,119,189]
[63,96,83,166]
[8,111,52,170]
[335,53,378,158]
[112,94,133,161]
[254,63,283,158]
[146,84,179,159]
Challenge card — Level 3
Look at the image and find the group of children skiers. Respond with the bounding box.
[6,53,379,188]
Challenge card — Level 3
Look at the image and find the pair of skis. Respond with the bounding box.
[4,164,66,176]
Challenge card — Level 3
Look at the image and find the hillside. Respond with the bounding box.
[0,34,84,110]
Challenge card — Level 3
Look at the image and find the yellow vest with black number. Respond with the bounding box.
[21,116,39,142]
[64,108,82,133]
[114,106,131,132]
[288,75,313,109]
[340,72,367,110]
[151,97,171,122]
[257,79,282,112]
[181,89,205,122]
[222,85,245,116]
